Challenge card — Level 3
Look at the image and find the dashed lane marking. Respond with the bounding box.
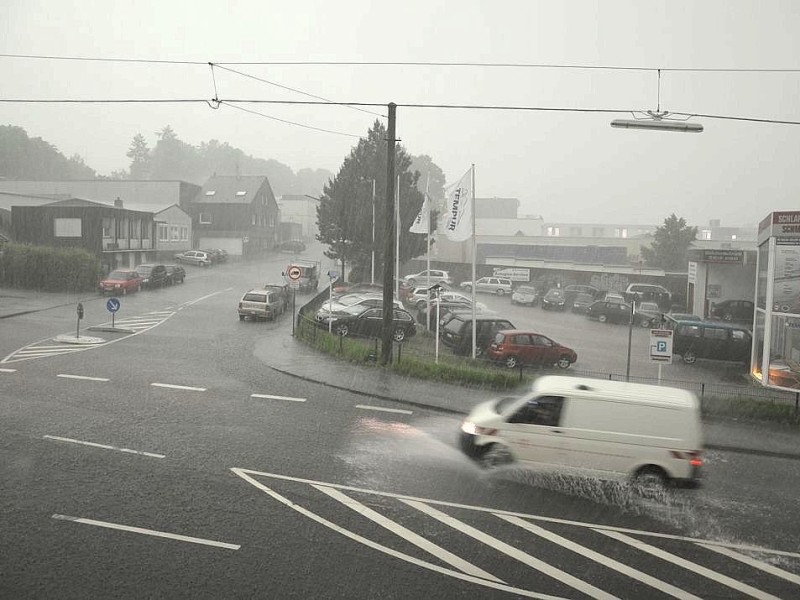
[355,404,413,415]
[0,368,17,373]
[57,374,110,382]
[251,393,307,402]
[52,514,239,550]
[43,435,165,458]
[151,382,207,392]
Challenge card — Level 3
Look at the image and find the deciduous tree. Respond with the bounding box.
[641,213,697,272]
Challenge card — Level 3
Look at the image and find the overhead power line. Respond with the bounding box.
[2,53,800,73]
[219,101,363,138]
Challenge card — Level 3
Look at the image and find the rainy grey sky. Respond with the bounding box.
[2,0,799,227]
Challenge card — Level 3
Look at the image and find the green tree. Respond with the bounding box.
[316,120,427,281]
[126,133,151,179]
[409,154,446,202]
[641,213,697,272]
[149,126,204,182]
[0,125,96,179]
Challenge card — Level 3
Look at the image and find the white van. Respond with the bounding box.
[459,376,703,489]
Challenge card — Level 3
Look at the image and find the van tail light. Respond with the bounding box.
[670,450,703,467]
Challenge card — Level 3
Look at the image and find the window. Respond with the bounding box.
[704,328,728,340]
[170,226,179,241]
[141,221,150,239]
[181,226,188,241]
[679,324,702,338]
[546,226,560,236]
[252,214,257,225]
[510,396,564,427]
[732,330,748,341]
[205,190,216,197]
[54,218,82,237]
[102,218,113,238]
[235,191,247,197]
[701,229,712,240]
[592,227,604,237]
[199,213,211,224]
[158,224,169,242]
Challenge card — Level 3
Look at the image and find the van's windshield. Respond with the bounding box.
[495,395,522,413]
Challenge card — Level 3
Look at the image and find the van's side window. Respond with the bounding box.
[678,324,702,337]
[511,396,564,427]
[704,327,727,340]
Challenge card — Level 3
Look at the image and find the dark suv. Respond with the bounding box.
[441,314,515,356]
[135,264,168,289]
[709,299,754,323]
[586,300,633,324]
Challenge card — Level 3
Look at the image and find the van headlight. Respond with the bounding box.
[461,421,477,435]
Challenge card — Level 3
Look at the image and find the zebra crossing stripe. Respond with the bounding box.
[314,485,503,583]
[597,530,781,600]
[402,499,617,600]
[698,544,800,587]
[499,515,701,600]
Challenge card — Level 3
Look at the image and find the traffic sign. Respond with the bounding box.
[649,329,673,364]
[106,297,121,313]
[287,265,302,281]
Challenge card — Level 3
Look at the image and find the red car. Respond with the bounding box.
[98,269,143,295]
[487,329,577,370]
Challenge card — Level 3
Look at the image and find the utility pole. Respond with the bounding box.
[380,103,397,365]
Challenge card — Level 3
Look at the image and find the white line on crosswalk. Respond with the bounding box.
[52,514,239,550]
[403,499,618,600]
[698,543,800,587]
[597,530,781,600]
[314,485,503,583]
[15,347,81,355]
[500,515,701,600]
[43,435,165,458]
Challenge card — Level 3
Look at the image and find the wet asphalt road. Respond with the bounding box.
[1,255,799,598]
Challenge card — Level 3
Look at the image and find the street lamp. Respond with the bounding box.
[611,118,703,133]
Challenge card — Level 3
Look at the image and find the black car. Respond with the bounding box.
[541,288,567,311]
[571,292,595,313]
[135,264,169,289]
[320,305,417,342]
[709,299,755,323]
[203,248,228,264]
[165,264,186,285]
[277,240,307,253]
[564,284,599,305]
[586,300,633,324]
[440,314,515,356]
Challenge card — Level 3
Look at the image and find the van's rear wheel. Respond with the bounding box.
[683,350,697,364]
[598,314,608,323]
[633,466,668,496]
[480,444,511,469]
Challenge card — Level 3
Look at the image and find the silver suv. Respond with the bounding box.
[238,289,286,321]
[460,277,514,295]
[404,269,451,287]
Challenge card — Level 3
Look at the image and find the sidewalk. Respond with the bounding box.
[4,286,800,459]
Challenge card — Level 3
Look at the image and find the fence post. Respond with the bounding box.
[397,342,402,363]
[795,392,799,420]
[519,363,523,382]
[701,383,705,400]
[608,373,612,381]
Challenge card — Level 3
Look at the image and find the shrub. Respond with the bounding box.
[0,243,102,292]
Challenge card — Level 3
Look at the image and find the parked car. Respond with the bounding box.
[601,291,627,304]
[673,320,752,365]
[164,264,186,285]
[634,301,665,328]
[418,300,492,329]
[277,240,306,253]
[319,305,417,342]
[586,300,633,324]
[205,248,228,263]
[414,290,474,311]
[238,288,286,321]
[98,269,143,295]
[135,264,168,289]
[403,269,452,287]
[441,314,516,356]
[570,292,595,313]
[316,294,401,323]
[174,250,212,266]
[460,277,514,295]
[664,313,703,330]
[709,299,755,323]
[511,285,539,306]
[625,283,672,310]
[564,284,599,305]
[487,330,577,369]
[541,288,567,311]
[264,282,291,312]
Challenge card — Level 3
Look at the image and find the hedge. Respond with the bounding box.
[0,243,103,292]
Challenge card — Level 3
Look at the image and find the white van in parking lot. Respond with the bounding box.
[460,376,703,489]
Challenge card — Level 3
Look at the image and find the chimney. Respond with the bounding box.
[114,196,123,208]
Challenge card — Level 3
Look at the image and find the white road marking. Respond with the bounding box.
[500,515,701,600]
[597,530,781,600]
[230,469,800,559]
[230,468,562,599]
[250,393,306,402]
[314,485,503,583]
[355,404,413,415]
[57,374,110,382]
[180,288,232,308]
[151,383,207,392]
[51,514,239,550]
[43,435,165,458]
[14,347,85,355]
[403,499,618,600]
[698,544,800,587]
[0,368,17,373]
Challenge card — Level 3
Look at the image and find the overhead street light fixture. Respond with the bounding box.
[611,118,703,133]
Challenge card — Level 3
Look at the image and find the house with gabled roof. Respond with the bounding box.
[192,175,279,256]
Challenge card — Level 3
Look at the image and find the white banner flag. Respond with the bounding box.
[409,193,430,234]
[439,167,473,241]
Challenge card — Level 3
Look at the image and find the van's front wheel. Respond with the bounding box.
[480,444,512,469]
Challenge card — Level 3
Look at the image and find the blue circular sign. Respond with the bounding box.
[106,297,121,313]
